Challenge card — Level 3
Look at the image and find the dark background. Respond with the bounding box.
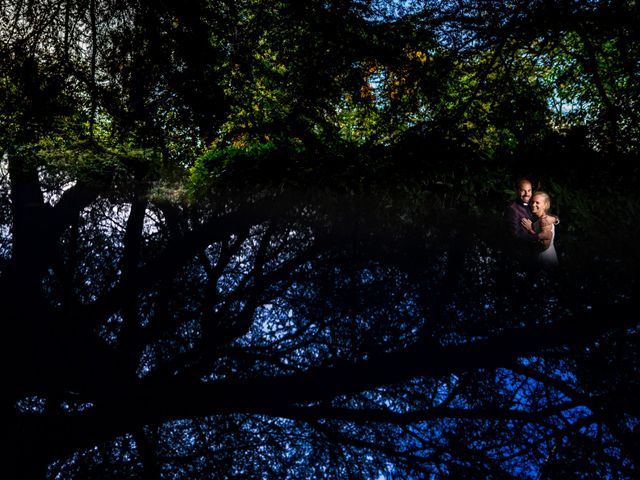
[1,1,638,478]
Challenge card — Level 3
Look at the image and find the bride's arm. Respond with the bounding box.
[521,218,534,234]
[535,216,556,249]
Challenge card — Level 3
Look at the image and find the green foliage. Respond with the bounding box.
[188,136,307,198]
[32,111,163,191]
[0,54,70,149]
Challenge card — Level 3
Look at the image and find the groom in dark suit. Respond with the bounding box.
[504,178,537,263]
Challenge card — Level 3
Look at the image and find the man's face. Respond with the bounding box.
[517,181,532,204]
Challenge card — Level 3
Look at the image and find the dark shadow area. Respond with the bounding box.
[1,1,639,479]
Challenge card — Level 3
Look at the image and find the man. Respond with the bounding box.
[503,178,537,263]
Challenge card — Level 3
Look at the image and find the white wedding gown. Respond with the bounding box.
[534,220,558,267]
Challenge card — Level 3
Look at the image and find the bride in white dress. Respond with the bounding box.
[520,191,558,267]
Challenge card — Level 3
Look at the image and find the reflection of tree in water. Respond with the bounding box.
[1,0,639,478]
[2,166,637,479]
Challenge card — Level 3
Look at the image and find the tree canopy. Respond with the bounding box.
[1,0,639,478]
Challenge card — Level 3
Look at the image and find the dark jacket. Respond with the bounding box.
[503,200,537,256]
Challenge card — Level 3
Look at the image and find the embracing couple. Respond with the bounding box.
[504,178,558,268]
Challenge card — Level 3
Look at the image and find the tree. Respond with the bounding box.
[1,0,639,478]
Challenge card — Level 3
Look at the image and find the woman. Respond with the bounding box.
[520,191,558,267]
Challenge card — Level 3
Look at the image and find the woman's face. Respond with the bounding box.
[530,195,549,217]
